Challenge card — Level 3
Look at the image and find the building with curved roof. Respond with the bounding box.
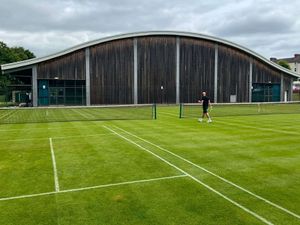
[1,31,299,106]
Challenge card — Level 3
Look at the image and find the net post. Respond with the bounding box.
[152,104,157,119]
[179,103,183,118]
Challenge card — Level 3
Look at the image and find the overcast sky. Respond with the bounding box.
[0,0,299,59]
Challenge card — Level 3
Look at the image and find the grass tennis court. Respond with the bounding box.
[0,105,300,225]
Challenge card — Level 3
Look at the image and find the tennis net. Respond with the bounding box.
[179,102,300,118]
[0,104,157,124]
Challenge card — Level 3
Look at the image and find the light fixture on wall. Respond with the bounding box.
[54,77,59,80]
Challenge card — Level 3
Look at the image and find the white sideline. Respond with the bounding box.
[49,138,60,192]
[0,175,187,202]
[113,125,300,220]
[103,125,273,225]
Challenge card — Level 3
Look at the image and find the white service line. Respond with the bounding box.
[49,138,60,192]
[0,175,187,202]
[113,125,300,220]
[58,174,187,194]
[103,125,274,225]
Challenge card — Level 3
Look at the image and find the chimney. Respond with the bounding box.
[270,57,277,62]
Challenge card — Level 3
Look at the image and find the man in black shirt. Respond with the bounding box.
[198,91,212,123]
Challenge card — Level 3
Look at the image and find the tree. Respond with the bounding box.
[277,60,291,70]
[0,41,36,89]
[0,41,35,64]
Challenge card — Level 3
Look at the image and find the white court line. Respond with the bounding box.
[0,111,13,119]
[0,175,186,202]
[0,133,113,143]
[103,125,273,225]
[49,138,60,192]
[0,110,17,119]
[71,108,93,119]
[58,174,187,194]
[114,125,300,220]
[0,110,16,120]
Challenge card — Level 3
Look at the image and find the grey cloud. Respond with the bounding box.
[0,0,299,58]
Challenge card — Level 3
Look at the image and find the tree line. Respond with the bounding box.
[0,41,35,89]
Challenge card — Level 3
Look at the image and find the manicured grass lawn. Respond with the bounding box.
[0,106,299,225]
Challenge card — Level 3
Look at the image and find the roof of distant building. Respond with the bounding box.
[271,54,300,63]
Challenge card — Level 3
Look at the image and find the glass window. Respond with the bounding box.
[65,80,75,87]
[75,88,82,96]
[75,97,83,105]
[76,80,85,86]
[49,80,56,87]
[66,97,75,105]
[50,96,57,105]
[66,88,75,97]
[58,88,64,96]
[57,97,64,105]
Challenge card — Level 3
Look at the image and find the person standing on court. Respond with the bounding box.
[198,91,212,123]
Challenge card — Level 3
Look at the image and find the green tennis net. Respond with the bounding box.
[179,102,300,118]
[0,104,157,124]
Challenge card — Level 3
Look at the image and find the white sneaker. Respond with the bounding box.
[207,119,212,123]
[198,118,203,122]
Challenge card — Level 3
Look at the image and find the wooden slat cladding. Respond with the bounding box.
[37,50,85,80]
[252,59,281,83]
[137,37,176,104]
[90,39,134,104]
[218,45,250,103]
[282,76,292,100]
[180,38,215,103]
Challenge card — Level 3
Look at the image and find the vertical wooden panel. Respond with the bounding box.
[283,75,292,101]
[34,34,295,105]
[37,50,85,80]
[218,45,250,103]
[252,59,281,83]
[137,36,176,104]
[90,39,134,104]
[180,38,215,103]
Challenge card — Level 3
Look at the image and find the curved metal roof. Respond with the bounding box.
[1,31,299,78]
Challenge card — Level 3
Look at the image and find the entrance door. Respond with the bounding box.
[38,80,49,106]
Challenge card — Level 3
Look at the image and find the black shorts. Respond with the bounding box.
[203,106,208,113]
